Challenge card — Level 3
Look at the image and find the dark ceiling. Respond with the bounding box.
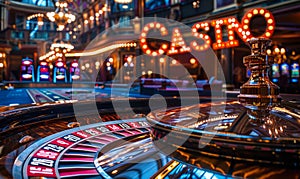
[272,10,300,53]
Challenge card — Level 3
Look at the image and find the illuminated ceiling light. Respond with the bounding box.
[50,39,74,61]
[280,48,286,54]
[27,13,44,20]
[27,13,45,26]
[192,0,200,8]
[46,0,76,31]
[51,42,74,51]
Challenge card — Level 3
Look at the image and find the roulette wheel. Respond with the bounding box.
[1,38,300,179]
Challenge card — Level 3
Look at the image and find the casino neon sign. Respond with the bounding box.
[140,8,275,56]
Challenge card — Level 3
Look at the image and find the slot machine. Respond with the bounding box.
[271,63,280,83]
[37,61,50,82]
[280,63,290,78]
[291,62,299,83]
[53,60,67,83]
[20,57,35,82]
[69,60,80,82]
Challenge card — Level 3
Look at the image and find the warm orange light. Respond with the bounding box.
[267,19,273,24]
[138,8,275,54]
[140,22,168,57]
[212,17,239,50]
[190,22,211,51]
[190,58,196,64]
[241,8,275,40]
[259,9,265,14]
[162,44,168,49]
[168,28,190,54]
[265,13,270,18]
[46,0,76,31]
[268,26,274,30]
[140,38,146,43]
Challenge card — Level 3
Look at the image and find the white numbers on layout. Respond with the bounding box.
[97,127,110,133]
[138,122,148,127]
[63,135,81,142]
[43,144,64,153]
[29,166,54,175]
[85,129,100,136]
[55,139,71,146]
[119,123,131,129]
[36,150,58,159]
[30,158,54,167]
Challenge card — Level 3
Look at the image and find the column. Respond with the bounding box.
[220,48,233,84]
[0,6,8,30]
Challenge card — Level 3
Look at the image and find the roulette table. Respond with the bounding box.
[0,96,299,179]
[1,38,300,179]
[1,97,230,179]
